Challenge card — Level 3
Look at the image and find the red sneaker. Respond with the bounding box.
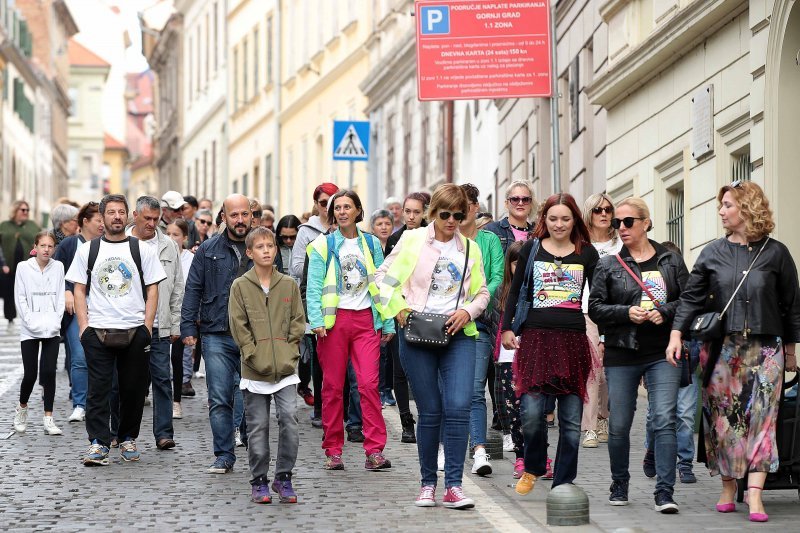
[443,486,475,509]
[542,457,554,480]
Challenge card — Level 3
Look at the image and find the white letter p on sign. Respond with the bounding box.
[426,9,443,32]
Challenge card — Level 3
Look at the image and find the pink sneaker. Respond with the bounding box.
[415,485,436,507]
[443,486,475,509]
[542,457,554,480]
[513,458,525,479]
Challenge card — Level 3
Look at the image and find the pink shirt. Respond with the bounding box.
[510,225,529,241]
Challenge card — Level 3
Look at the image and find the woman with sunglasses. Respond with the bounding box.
[501,193,599,497]
[667,181,800,523]
[275,215,301,276]
[579,194,622,449]
[484,179,536,254]
[588,197,689,513]
[0,200,41,323]
[377,184,490,509]
[194,209,214,243]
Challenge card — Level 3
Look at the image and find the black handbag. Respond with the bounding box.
[404,241,470,347]
[689,238,769,341]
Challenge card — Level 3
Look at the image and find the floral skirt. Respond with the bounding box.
[702,334,783,477]
[513,328,591,401]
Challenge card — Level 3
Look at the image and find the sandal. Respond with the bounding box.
[747,486,768,523]
[716,477,736,513]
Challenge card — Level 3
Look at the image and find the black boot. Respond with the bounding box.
[400,413,416,443]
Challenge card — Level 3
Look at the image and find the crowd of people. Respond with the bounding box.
[1,177,798,521]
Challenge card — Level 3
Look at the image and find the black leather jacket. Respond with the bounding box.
[672,237,800,343]
[589,240,689,351]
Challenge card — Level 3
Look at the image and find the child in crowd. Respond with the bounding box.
[13,231,65,435]
[229,227,306,504]
[166,220,195,418]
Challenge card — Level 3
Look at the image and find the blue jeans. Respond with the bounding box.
[182,345,193,384]
[606,359,681,494]
[202,334,242,465]
[66,316,88,408]
[469,324,493,448]
[399,331,476,488]
[346,361,362,429]
[149,336,174,441]
[645,369,698,468]
[520,392,582,487]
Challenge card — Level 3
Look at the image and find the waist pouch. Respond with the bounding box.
[95,327,139,348]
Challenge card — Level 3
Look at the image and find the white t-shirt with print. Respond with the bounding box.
[66,237,167,329]
[336,237,372,311]
[424,237,466,315]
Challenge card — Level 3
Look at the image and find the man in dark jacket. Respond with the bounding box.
[181,194,254,474]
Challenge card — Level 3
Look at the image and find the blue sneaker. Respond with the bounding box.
[208,457,234,474]
[120,439,140,462]
[383,389,397,406]
[271,479,298,503]
[83,439,110,466]
[251,482,271,504]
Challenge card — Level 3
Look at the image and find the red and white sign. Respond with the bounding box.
[415,0,552,101]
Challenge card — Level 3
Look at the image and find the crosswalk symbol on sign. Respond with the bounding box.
[333,121,370,161]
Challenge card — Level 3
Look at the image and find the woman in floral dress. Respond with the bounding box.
[668,180,800,523]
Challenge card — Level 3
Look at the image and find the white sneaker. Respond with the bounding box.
[235,428,244,447]
[471,448,492,476]
[195,371,205,379]
[597,418,609,443]
[437,444,445,471]
[68,406,85,422]
[43,416,63,435]
[582,430,599,448]
[172,402,183,419]
[502,434,514,452]
[13,405,28,433]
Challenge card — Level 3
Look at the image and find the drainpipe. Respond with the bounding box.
[274,1,282,209]
[445,101,454,183]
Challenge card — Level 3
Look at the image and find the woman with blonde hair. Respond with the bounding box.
[484,179,537,254]
[668,181,800,523]
[579,193,621,448]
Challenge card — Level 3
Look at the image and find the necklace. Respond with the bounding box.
[509,221,528,231]
[630,245,653,262]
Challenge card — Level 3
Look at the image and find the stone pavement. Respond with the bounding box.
[1,320,798,532]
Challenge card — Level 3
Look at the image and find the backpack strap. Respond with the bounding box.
[85,237,148,302]
[128,237,147,303]
[85,237,102,297]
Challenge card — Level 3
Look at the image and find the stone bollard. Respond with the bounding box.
[546,483,590,526]
[483,429,504,460]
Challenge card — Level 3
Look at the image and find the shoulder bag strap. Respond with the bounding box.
[454,239,470,311]
[719,237,770,318]
[615,254,661,308]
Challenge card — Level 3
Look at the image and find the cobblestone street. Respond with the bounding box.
[1,322,798,532]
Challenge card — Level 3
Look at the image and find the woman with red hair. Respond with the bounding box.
[501,193,599,496]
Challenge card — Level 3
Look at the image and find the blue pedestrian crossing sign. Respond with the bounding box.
[333,121,370,161]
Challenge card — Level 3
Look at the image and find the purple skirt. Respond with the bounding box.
[513,328,591,401]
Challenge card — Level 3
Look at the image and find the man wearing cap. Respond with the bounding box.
[160,191,186,232]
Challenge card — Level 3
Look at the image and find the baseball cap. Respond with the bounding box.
[161,191,187,210]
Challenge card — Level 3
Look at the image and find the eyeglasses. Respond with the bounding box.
[611,217,646,229]
[19,208,29,213]
[196,219,212,226]
[554,256,564,279]
[317,198,329,208]
[508,196,532,205]
[592,206,613,215]
[438,211,466,222]
[252,211,262,219]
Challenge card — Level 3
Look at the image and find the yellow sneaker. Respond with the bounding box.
[515,472,537,495]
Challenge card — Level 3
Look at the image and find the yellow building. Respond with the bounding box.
[102,133,128,194]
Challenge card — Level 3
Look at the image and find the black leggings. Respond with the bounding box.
[20,337,60,412]
[389,333,410,417]
[170,339,183,402]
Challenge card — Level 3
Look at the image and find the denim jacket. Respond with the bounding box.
[180,232,252,338]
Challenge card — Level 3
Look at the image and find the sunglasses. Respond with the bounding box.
[19,208,29,213]
[508,196,532,205]
[611,217,646,229]
[592,206,613,215]
[438,211,466,222]
[730,179,744,189]
[281,235,297,241]
[252,211,262,219]
[196,219,212,225]
[554,256,564,279]
[318,198,329,208]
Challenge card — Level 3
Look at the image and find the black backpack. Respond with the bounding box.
[85,237,147,302]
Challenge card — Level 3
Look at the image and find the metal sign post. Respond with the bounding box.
[549,0,561,194]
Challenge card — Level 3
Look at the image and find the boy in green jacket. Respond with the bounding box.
[229,227,306,504]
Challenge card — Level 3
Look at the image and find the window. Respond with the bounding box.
[205,12,210,85]
[266,16,273,84]
[68,87,78,116]
[402,99,412,188]
[196,25,201,94]
[265,154,272,204]
[186,166,191,193]
[211,140,217,198]
[233,47,238,111]
[731,152,751,183]
[569,56,580,140]
[386,114,396,195]
[232,180,238,194]
[68,149,78,180]
[194,158,200,196]
[213,2,219,71]
[666,188,684,253]
[253,160,260,198]
[243,37,248,102]
[188,36,193,100]
[203,149,208,197]
[242,173,249,196]
[301,136,309,205]
[253,27,259,96]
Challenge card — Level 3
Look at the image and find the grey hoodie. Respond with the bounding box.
[289,215,328,284]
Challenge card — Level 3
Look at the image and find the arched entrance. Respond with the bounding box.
[766,0,800,256]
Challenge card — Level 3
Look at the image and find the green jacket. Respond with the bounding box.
[0,220,41,268]
[228,268,306,383]
[475,229,504,312]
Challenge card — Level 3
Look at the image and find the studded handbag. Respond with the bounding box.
[404,240,470,348]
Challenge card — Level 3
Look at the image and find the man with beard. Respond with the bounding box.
[181,194,254,473]
[66,195,166,466]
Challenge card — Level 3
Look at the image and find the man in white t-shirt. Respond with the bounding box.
[67,194,166,467]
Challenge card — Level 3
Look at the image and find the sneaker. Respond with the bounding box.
[68,406,86,422]
[194,371,205,379]
[172,402,183,419]
[251,482,271,504]
[513,458,525,479]
[143,397,151,406]
[609,480,629,506]
[83,440,110,466]
[110,438,119,449]
[297,387,314,407]
[347,427,365,443]
[13,405,28,433]
[582,430,599,448]
[42,416,63,435]
[654,490,679,513]
[271,479,298,503]
[643,449,656,478]
[437,444,445,471]
[471,448,492,476]
[678,464,697,484]
[546,416,556,429]
[156,438,176,450]
[181,382,196,397]
[542,457,554,480]
[515,472,537,495]
[365,452,392,470]
[208,457,233,473]
[383,389,397,406]
[597,418,609,443]
[443,486,475,509]
[502,434,514,452]
[324,454,344,470]
[310,416,323,429]
[120,439,140,462]
[235,428,244,447]
[415,485,436,507]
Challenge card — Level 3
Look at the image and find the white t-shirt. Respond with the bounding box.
[66,237,167,329]
[424,237,466,315]
[497,343,518,364]
[581,238,623,314]
[336,237,372,311]
[125,228,161,328]
[180,249,194,282]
